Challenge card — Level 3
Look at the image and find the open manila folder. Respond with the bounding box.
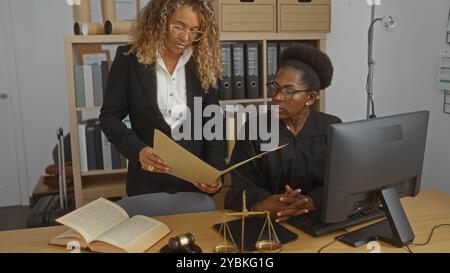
[153,129,288,185]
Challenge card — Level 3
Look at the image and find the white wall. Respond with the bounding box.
[8,0,73,199]
[5,0,450,198]
[326,0,450,193]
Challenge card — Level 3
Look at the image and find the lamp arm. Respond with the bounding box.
[368,18,383,63]
[366,17,383,119]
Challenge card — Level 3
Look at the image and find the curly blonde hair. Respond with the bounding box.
[129,0,221,91]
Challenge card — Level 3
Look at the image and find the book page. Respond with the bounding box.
[53,229,84,241]
[56,198,129,244]
[94,215,170,253]
[49,229,88,249]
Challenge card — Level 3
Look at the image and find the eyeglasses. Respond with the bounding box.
[266,81,313,100]
[169,24,204,42]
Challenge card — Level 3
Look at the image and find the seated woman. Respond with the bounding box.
[225,44,342,222]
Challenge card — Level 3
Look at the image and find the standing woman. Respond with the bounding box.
[100,0,225,216]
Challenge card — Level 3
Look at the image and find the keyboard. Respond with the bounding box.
[287,208,385,237]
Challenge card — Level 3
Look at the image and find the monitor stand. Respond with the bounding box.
[336,187,415,248]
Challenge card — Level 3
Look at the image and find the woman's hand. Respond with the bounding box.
[253,194,289,218]
[139,147,170,173]
[194,178,223,194]
[275,185,317,222]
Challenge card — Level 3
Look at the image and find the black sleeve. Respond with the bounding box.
[307,187,323,210]
[225,122,272,211]
[308,115,343,210]
[203,87,226,170]
[99,46,147,162]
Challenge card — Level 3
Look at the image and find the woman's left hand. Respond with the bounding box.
[194,178,223,194]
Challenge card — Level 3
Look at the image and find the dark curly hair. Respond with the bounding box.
[129,0,221,91]
[280,44,334,90]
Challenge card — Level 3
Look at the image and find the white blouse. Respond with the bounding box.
[156,47,193,129]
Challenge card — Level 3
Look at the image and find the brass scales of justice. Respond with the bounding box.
[213,190,282,253]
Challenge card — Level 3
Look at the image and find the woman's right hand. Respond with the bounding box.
[138,147,170,173]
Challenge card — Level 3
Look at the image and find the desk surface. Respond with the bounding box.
[1,190,450,253]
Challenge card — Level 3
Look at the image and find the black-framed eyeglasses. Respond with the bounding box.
[169,24,204,42]
[266,81,313,100]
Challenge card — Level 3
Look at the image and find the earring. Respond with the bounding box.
[306,102,310,106]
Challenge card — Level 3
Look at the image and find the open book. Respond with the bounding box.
[153,129,288,185]
[49,198,170,253]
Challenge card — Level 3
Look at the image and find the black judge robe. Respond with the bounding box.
[225,110,342,211]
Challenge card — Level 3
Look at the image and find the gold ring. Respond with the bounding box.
[148,165,154,172]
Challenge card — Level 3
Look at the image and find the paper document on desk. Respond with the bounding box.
[153,129,288,185]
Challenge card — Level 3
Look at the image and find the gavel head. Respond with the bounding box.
[168,233,195,252]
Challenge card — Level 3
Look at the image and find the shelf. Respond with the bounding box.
[82,175,126,200]
[76,106,101,112]
[219,98,267,105]
[76,98,318,111]
[64,33,327,45]
[220,32,327,41]
[81,169,127,176]
[65,35,131,44]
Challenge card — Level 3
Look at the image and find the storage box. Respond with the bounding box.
[278,0,331,32]
[213,0,276,32]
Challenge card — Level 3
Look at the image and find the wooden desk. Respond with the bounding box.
[1,190,449,253]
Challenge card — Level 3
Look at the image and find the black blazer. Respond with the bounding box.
[100,45,226,196]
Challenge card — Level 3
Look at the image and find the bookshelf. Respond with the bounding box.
[218,33,327,112]
[65,0,331,208]
[65,35,129,208]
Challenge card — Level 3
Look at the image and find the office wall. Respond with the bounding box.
[5,0,450,199]
[326,0,450,193]
[8,0,73,200]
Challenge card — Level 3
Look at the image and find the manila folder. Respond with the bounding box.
[153,129,287,185]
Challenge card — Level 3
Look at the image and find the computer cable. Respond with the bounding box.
[319,224,450,253]
[317,231,348,253]
[404,245,413,253]
[317,238,339,253]
[405,224,450,253]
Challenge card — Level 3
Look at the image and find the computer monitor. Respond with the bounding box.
[321,110,429,247]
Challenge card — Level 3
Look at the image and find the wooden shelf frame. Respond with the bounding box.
[65,31,328,208]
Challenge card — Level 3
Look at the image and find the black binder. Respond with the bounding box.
[278,41,293,64]
[232,43,246,100]
[267,42,278,97]
[101,61,110,97]
[85,121,104,170]
[219,42,233,100]
[85,125,97,170]
[93,122,104,170]
[245,42,260,99]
